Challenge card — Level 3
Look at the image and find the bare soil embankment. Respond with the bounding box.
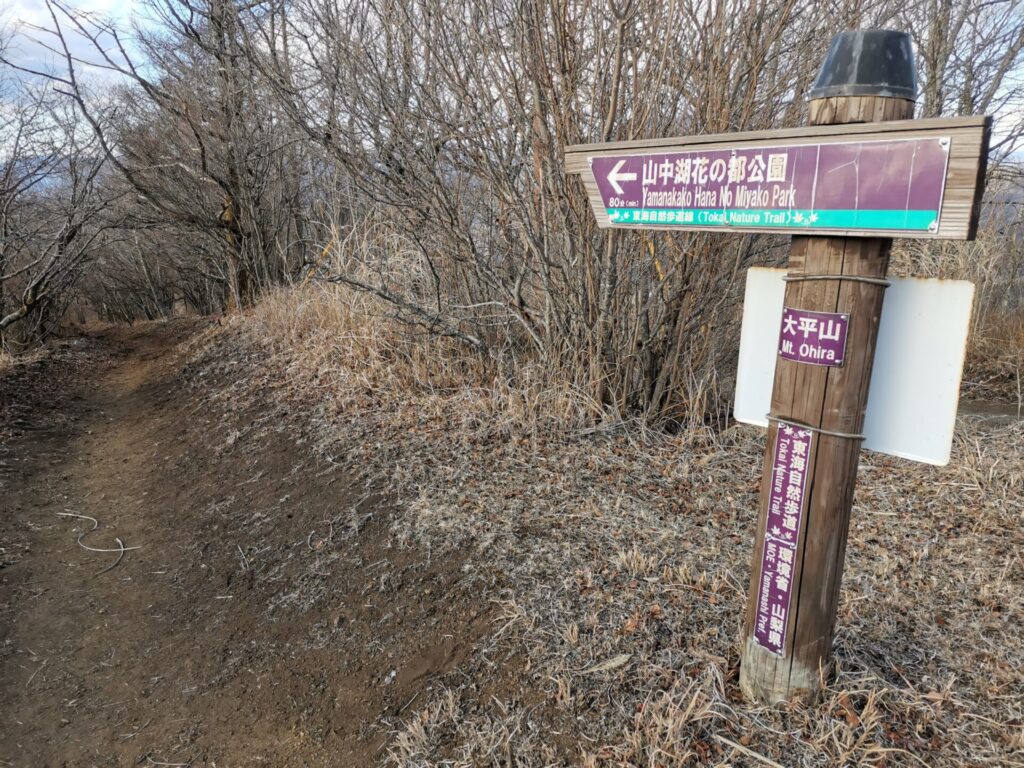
[2,315,1022,767]
[1,321,494,767]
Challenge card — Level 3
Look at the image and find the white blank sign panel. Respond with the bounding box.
[734,267,974,465]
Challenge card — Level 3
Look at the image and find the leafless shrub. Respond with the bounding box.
[237,0,1024,425]
[5,0,1024,421]
[0,62,118,346]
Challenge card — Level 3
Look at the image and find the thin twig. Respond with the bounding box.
[25,658,46,687]
[398,690,421,714]
[146,757,190,767]
[712,735,785,768]
[236,544,249,570]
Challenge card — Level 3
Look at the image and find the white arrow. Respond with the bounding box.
[607,159,637,195]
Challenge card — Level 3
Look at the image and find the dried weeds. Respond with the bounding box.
[188,286,1022,767]
[963,311,1024,407]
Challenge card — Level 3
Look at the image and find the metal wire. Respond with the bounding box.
[783,274,890,287]
[766,414,865,441]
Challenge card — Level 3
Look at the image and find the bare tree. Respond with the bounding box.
[906,0,1024,155]
[9,0,314,312]
[0,66,117,344]
[235,0,908,423]
[4,0,1022,424]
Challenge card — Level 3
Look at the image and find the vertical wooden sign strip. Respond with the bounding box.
[739,96,915,703]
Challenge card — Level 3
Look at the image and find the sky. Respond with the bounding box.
[5,0,138,27]
[3,2,1020,153]
[3,0,143,79]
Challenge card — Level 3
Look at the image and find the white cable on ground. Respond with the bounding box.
[55,512,141,575]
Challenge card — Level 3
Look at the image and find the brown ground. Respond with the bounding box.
[0,321,491,767]
[4,316,1021,767]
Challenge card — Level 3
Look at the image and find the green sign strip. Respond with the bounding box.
[606,208,938,232]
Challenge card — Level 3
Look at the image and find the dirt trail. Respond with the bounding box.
[1,321,488,767]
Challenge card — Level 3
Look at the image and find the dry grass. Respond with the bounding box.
[188,284,1023,766]
[963,311,1024,407]
[0,343,49,374]
[246,283,610,438]
[372,422,1022,767]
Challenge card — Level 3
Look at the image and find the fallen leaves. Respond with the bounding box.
[837,692,862,728]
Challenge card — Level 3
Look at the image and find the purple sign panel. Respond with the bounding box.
[753,422,812,656]
[590,137,950,234]
[778,307,849,366]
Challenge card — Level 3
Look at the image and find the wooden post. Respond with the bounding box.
[739,32,917,703]
[563,26,988,705]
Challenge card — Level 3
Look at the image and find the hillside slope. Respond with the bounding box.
[2,317,1021,766]
[1,321,495,766]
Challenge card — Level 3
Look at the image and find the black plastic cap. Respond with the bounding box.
[809,29,917,101]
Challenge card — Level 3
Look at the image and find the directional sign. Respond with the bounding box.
[753,421,812,656]
[592,138,951,233]
[565,117,990,240]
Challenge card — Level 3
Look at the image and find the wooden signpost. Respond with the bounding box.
[566,30,990,703]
